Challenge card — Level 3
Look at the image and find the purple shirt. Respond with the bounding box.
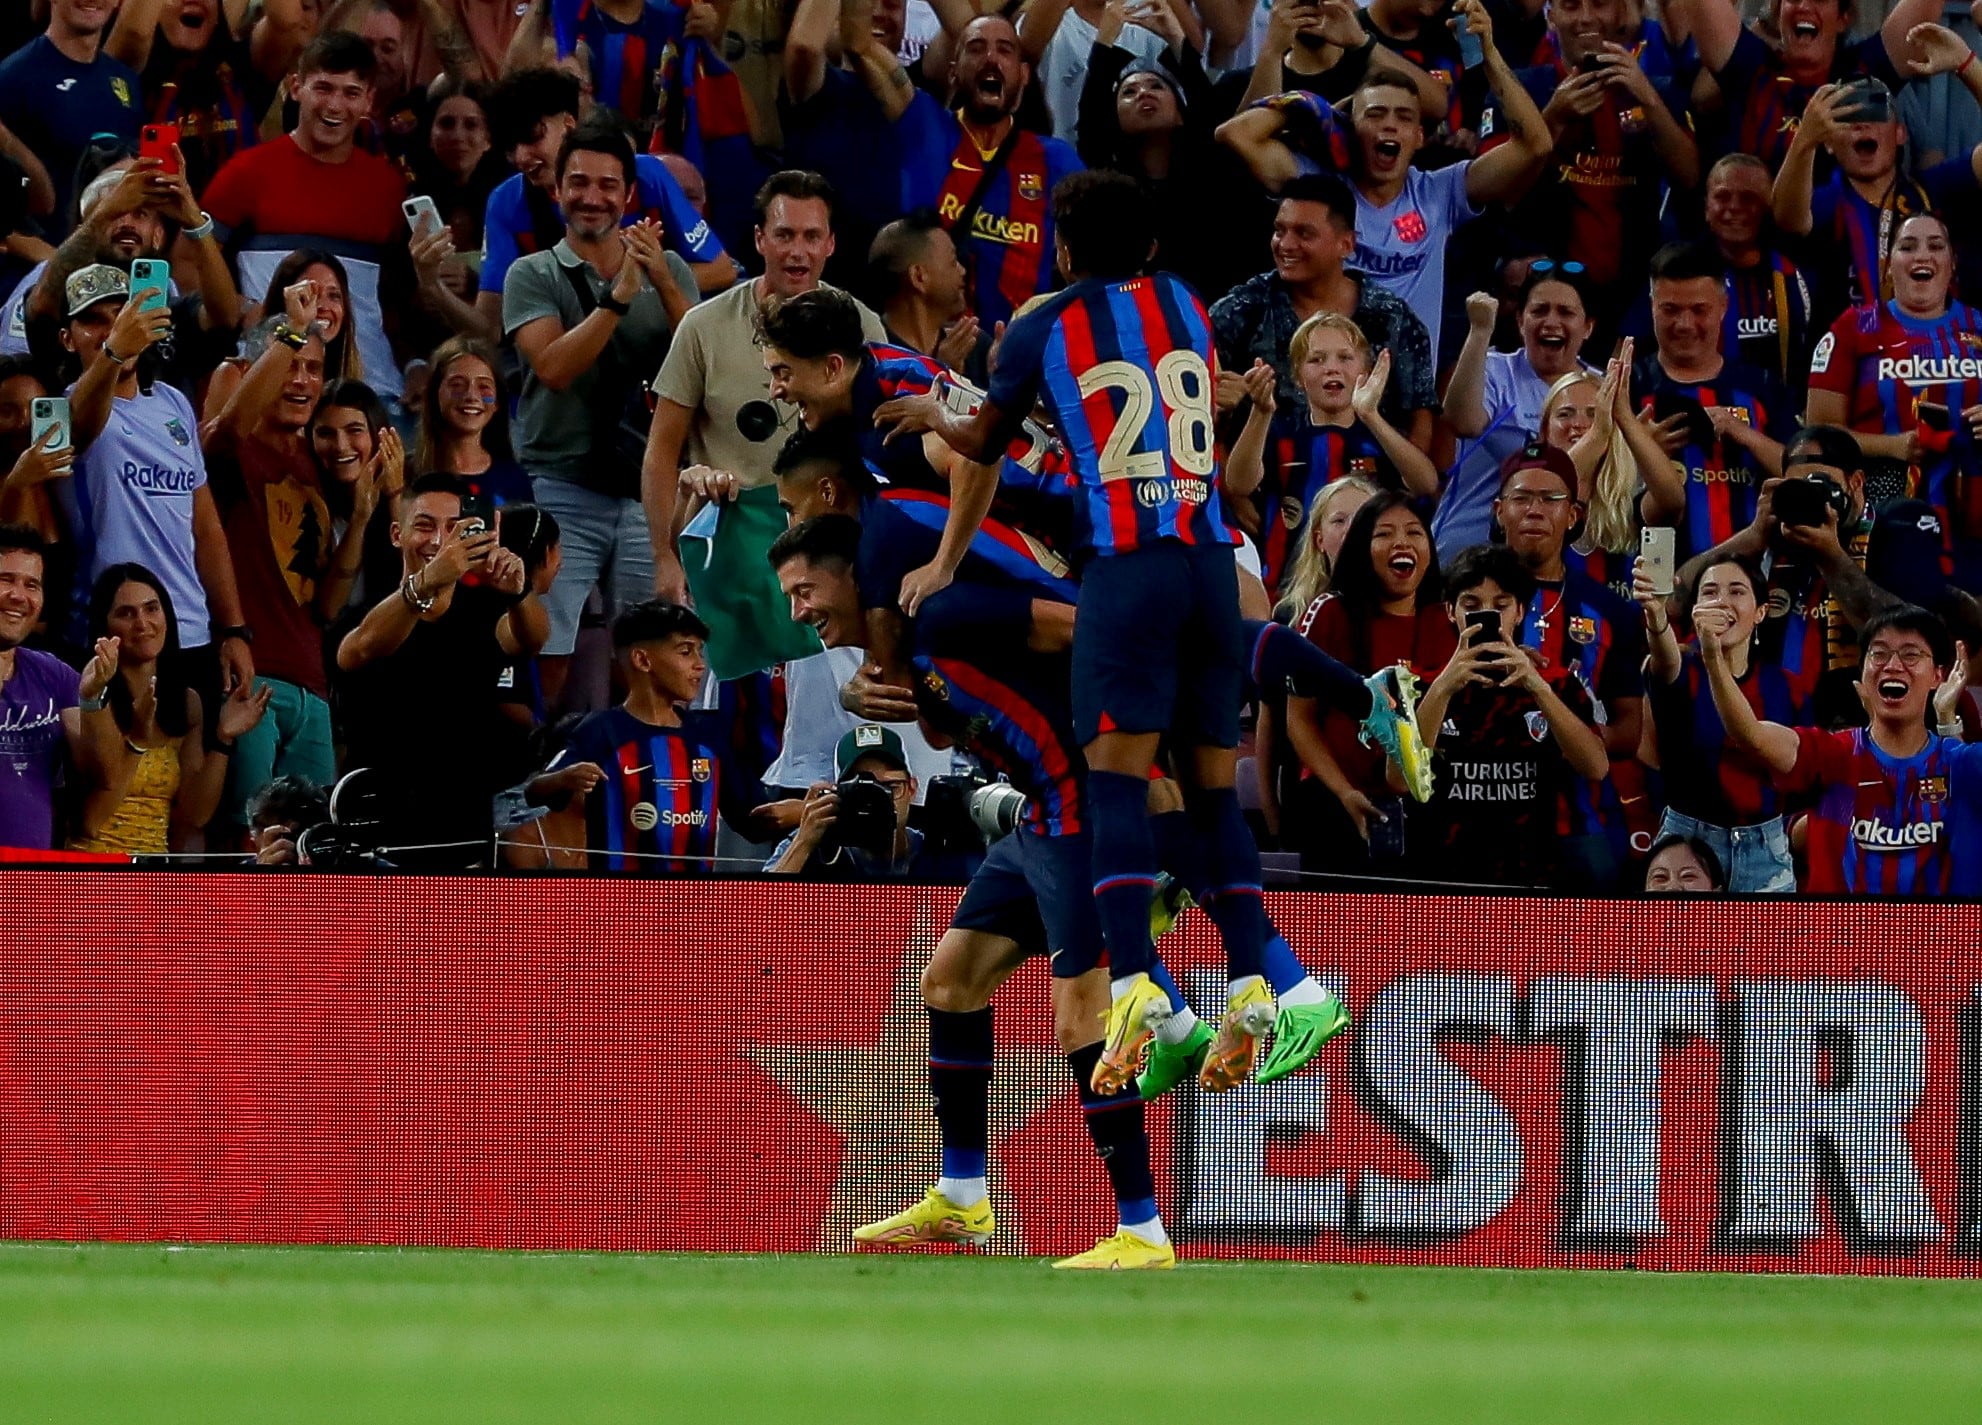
[0,648,79,849]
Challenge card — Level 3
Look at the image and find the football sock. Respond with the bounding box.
[1067,1042,1163,1242]
[1149,960,1200,1044]
[1244,618,1367,711]
[1152,807,1302,998]
[1089,769,1159,981]
[1192,787,1267,980]
[1277,975,1331,1008]
[928,1006,991,1207]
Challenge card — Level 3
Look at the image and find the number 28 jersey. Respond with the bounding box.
[986,271,1237,559]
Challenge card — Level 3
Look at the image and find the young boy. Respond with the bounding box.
[1413,544,1610,887]
[1226,312,1438,596]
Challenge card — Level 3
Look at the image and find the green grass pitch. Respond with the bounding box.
[1,1244,1978,1423]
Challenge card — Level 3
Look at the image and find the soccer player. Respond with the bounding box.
[532,600,769,873]
[875,170,1427,1095]
[1705,603,1981,895]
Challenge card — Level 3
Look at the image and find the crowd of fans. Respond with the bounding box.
[2,0,1981,897]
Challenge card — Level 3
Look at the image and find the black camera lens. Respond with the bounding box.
[736,400,781,443]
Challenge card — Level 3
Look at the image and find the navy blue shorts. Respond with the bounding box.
[949,827,1106,978]
[1072,540,1243,748]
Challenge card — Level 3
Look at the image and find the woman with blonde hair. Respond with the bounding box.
[1276,475,1381,624]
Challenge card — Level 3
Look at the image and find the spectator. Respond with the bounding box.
[1805,212,1982,538]
[1414,543,1609,888]
[902,13,1086,331]
[308,372,407,616]
[1032,0,1177,147]
[1284,491,1453,869]
[1488,0,1699,329]
[492,501,561,731]
[766,724,947,877]
[1704,153,1814,394]
[335,472,542,865]
[644,171,885,604]
[414,335,532,507]
[0,358,68,566]
[1706,602,1980,895]
[1677,0,1936,173]
[504,119,696,712]
[1215,0,1552,352]
[1634,550,1805,892]
[454,67,730,344]
[1439,264,1599,557]
[865,213,978,373]
[531,599,770,874]
[1549,361,1676,602]
[68,562,270,854]
[1772,31,1982,315]
[61,263,255,704]
[0,0,144,233]
[104,0,313,195]
[245,772,331,866]
[1275,472,1379,622]
[200,31,411,397]
[1630,241,1792,559]
[1899,5,1982,168]
[1209,174,1434,439]
[0,525,113,850]
[1225,313,1437,598]
[1642,832,1727,892]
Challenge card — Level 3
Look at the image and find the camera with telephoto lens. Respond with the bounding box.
[1773,474,1850,529]
[819,772,899,859]
[294,769,388,867]
[968,782,1029,842]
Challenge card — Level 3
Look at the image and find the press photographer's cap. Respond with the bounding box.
[836,724,909,778]
[66,263,129,317]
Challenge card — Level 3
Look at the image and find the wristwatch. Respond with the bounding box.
[212,622,254,645]
[597,290,632,316]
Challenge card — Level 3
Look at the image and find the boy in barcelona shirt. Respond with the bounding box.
[1705,602,1982,895]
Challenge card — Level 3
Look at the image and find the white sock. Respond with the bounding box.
[938,1176,987,1208]
[1154,1005,1201,1045]
[1277,978,1330,1008]
[1110,973,1146,1001]
[1120,1212,1169,1246]
[1228,974,1267,999]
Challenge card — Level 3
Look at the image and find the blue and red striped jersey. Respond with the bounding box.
[1631,356,1791,558]
[1808,299,1982,520]
[1788,727,1982,895]
[478,152,719,297]
[1651,650,1808,826]
[1710,28,1897,173]
[987,272,1238,559]
[568,0,685,122]
[1522,570,1644,844]
[1564,544,1640,605]
[917,652,1084,837]
[1256,411,1396,595]
[1724,253,1813,389]
[556,707,758,873]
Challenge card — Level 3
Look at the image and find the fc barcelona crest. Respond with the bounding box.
[690,758,712,783]
[1018,172,1043,202]
[1567,616,1597,646]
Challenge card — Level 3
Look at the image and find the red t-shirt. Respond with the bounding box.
[210,427,334,699]
[1296,594,1457,793]
[202,133,407,249]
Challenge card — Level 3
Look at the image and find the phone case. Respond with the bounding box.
[30,399,71,452]
[1640,529,1676,595]
[129,260,170,314]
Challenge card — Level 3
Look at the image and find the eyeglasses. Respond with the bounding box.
[1866,646,1935,671]
[1499,490,1573,508]
[1529,260,1586,276]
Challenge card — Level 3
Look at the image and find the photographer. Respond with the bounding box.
[766,725,950,879]
[245,774,330,866]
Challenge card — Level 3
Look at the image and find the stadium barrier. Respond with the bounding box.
[3,870,1978,1275]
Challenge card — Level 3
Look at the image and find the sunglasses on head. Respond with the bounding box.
[1529,260,1587,276]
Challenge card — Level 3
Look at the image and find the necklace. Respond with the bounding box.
[1531,585,1565,634]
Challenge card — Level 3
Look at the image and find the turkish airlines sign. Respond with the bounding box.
[0,873,1974,1273]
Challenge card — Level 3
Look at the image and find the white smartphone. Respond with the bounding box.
[128,257,170,315]
[30,396,70,453]
[402,194,443,240]
[1640,526,1677,597]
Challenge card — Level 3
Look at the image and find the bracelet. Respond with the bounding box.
[183,210,215,242]
[1647,620,1669,636]
[1938,718,1964,738]
[272,321,309,352]
[401,571,436,613]
[103,343,132,365]
[80,691,108,712]
[1963,51,1978,76]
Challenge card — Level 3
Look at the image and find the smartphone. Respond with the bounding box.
[1919,400,1954,434]
[1454,11,1484,68]
[1773,475,1830,528]
[1640,526,1676,598]
[29,396,70,453]
[1366,794,1408,860]
[1465,608,1503,644]
[1652,390,1715,448]
[402,194,443,241]
[458,491,494,586]
[1577,51,1606,74]
[139,123,180,175]
[129,258,170,315]
[1837,76,1892,124]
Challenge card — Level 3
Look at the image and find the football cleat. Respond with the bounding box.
[852,1188,995,1248]
[1136,1019,1214,1101]
[1092,973,1174,1096]
[1149,873,1195,940]
[1360,663,1434,804]
[1051,1230,1177,1270]
[1198,979,1278,1093]
[1256,996,1351,1085]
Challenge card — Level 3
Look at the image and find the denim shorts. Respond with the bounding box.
[1657,809,1796,894]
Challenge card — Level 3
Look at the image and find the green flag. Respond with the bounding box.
[681,485,823,681]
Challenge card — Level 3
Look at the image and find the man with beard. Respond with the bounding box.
[900,13,1086,331]
[104,0,315,194]
[1673,0,1939,172]
[1705,154,1814,395]
[505,120,697,713]
[1708,602,1982,894]
[866,214,980,376]
[1773,24,1982,320]
[1630,241,1793,559]
[1215,0,1551,353]
[0,0,144,233]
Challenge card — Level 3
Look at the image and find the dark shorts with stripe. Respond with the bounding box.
[1072,540,1243,748]
[949,826,1105,978]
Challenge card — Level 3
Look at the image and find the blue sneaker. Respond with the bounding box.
[1360,664,1433,803]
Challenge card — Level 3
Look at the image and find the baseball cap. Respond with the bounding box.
[66,263,129,317]
[1496,439,1578,492]
[835,724,909,779]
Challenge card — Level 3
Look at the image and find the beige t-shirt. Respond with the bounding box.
[651,278,885,489]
